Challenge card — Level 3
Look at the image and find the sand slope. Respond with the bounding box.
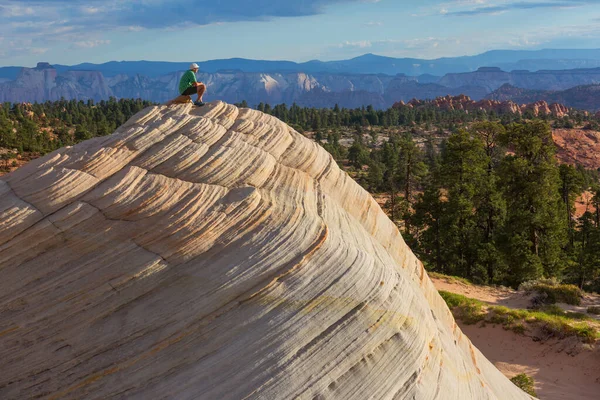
[432,276,600,399]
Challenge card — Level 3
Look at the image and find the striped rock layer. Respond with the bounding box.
[0,102,532,399]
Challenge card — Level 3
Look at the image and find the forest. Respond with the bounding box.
[2,99,600,291]
[340,121,600,291]
[0,98,154,154]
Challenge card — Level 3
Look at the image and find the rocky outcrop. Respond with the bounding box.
[553,128,600,170]
[0,102,531,399]
[395,94,571,118]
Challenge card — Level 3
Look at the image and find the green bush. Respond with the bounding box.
[521,279,582,305]
[510,374,537,397]
[540,305,590,320]
[510,322,527,335]
[440,291,599,343]
[438,291,486,324]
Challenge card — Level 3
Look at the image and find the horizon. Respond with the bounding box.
[2,0,600,67]
[6,47,600,69]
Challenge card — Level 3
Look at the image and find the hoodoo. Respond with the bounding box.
[0,102,532,399]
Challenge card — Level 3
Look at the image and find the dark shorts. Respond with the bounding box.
[181,86,197,96]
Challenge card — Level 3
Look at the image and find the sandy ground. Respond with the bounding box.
[461,323,600,400]
[432,276,600,399]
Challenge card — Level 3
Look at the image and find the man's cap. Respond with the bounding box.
[190,63,199,70]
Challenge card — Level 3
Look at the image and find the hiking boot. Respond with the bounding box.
[194,101,205,107]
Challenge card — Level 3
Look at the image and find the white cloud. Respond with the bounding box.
[71,40,111,48]
[339,40,372,48]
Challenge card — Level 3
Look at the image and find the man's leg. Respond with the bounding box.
[196,83,206,102]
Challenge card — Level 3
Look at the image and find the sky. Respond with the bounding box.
[1,0,600,67]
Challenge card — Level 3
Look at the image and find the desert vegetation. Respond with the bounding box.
[510,374,538,397]
[439,290,599,343]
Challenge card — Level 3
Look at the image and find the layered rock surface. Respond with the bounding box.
[0,102,532,399]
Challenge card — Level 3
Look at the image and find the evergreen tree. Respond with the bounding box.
[470,122,507,283]
[498,121,567,285]
[559,164,585,248]
[438,130,488,279]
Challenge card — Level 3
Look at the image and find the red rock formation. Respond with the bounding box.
[553,128,600,170]
[550,103,569,118]
[393,95,572,118]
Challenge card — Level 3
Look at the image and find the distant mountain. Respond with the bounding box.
[487,84,600,112]
[2,61,600,111]
[0,63,472,108]
[439,66,600,93]
[0,66,22,80]
[3,48,599,79]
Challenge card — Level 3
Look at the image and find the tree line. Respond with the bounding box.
[246,101,596,133]
[337,121,600,290]
[0,98,154,154]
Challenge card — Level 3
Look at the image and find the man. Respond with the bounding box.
[179,63,206,107]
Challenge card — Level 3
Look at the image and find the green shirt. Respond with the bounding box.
[179,70,197,94]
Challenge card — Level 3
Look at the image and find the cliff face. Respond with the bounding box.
[0,63,111,103]
[0,102,532,399]
[439,67,600,93]
[3,63,600,110]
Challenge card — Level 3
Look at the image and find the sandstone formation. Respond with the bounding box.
[553,128,600,170]
[395,94,570,118]
[0,102,532,399]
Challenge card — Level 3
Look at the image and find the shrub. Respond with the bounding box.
[540,305,590,320]
[520,279,582,305]
[510,374,537,397]
[438,291,486,324]
[510,322,527,335]
[442,291,599,343]
[588,306,600,315]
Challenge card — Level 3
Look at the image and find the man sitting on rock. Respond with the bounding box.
[179,63,206,107]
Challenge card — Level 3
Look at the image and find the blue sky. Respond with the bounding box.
[1,0,600,66]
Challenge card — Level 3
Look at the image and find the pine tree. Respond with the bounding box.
[470,122,507,283]
[395,132,428,236]
[499,121,567,285]
[559,164,585,248]
[439,130,488,279]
